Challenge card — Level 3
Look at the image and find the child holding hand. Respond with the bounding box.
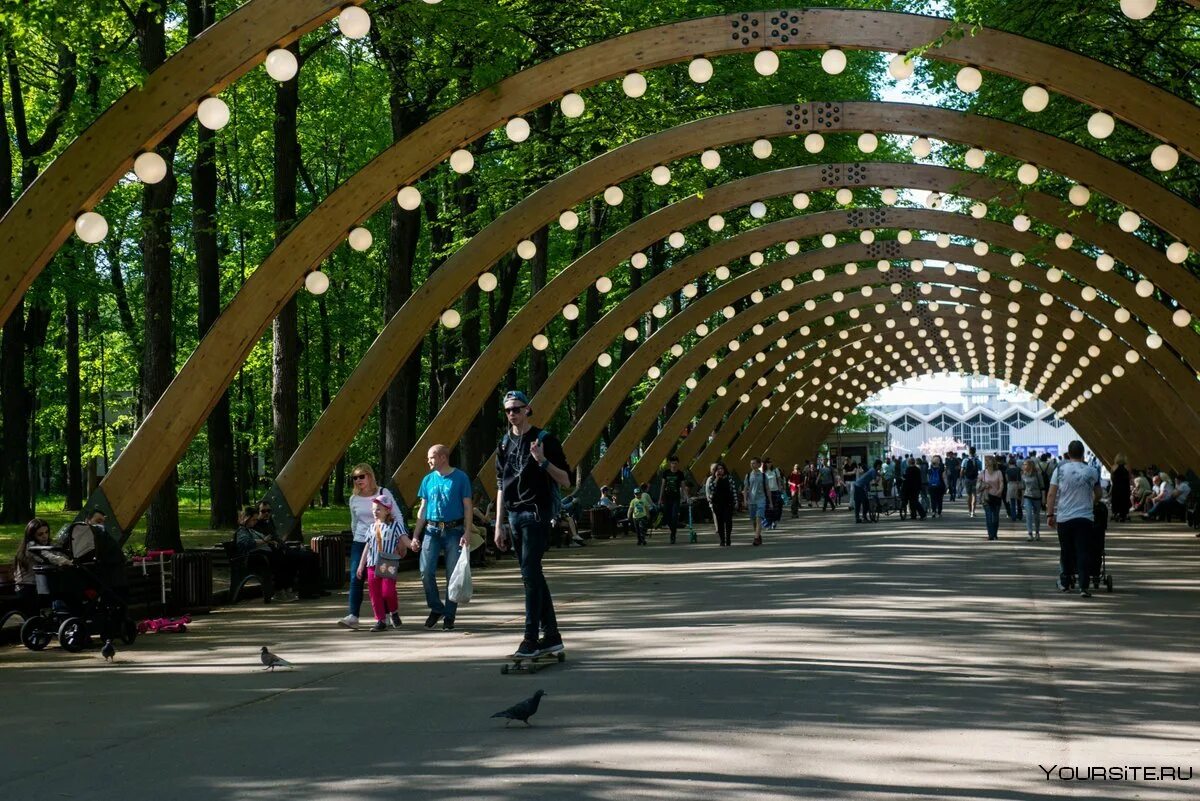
[357,495,413,631]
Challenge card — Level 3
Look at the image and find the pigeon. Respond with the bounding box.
[260,646,293,671]
[491,689,547,726]
[100,640,115,662]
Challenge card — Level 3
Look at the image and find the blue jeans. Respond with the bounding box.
[420,525,463,618]
[984,494,1003,537]
[984,497,1001,539]
[852,485,869,521]
[508,510,558,642]
[1024,497,1041,537]
[348,540,366,616]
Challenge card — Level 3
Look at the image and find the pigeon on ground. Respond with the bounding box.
[491,689,546,726]
[101,640,115,662]
[260,646,293,671]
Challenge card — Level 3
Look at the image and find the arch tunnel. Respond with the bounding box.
[3,3,1198,541]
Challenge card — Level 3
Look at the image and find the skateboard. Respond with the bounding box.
[501,650,566,675]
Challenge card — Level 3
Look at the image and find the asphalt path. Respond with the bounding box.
[2,500,1197,800]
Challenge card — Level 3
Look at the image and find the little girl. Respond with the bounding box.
[357,495,412,632]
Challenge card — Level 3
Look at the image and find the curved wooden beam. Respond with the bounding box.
[533,223,1196,480]
[461,215,1194,494]
[9,7,1199,332]
[730,341,1141,472]
[406,192,1195,511]
[285,120,1200,504]
[756,369,1125,475]
[0,0,351,326]
[626,290,1167,485]
[87,84,1200,532]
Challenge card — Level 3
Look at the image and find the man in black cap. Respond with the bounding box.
[495,390,573,659]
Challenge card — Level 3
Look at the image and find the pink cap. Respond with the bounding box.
[371,494,393,510]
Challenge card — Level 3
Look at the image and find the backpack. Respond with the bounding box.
[962,458,979,480]
[502,428,561,517]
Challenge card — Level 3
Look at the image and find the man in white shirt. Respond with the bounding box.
[1144,472,1190,522]
[1046,441,1102,597]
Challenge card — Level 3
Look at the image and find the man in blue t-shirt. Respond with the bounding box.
[412,443,474,630]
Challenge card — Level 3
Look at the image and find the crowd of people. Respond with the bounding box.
[13,384,1196,653]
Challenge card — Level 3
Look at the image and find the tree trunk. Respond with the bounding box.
[137,5,182,551]
[271,42,301,481]
[318,290,332,506]
[65,250,83,510]
[190,0,237,529]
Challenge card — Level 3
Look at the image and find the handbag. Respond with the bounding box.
[373,524,401,580]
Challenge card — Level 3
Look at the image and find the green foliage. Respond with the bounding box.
[2,0,1195,532]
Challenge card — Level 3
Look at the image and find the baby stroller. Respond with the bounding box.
[20,522,137,652]
[1086,502,1114,593]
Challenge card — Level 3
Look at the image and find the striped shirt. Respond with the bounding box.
[365,519,409,566]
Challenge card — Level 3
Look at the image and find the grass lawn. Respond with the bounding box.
[0,496,354,563]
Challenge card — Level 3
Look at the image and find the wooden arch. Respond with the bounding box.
[416,199,1196,500]
[590,282,1171,490]
[6,6,1198,328]
[602,261,1165,486]
[121,104,1200,538]
[42,11,1197,536]
[719,319,1133,472]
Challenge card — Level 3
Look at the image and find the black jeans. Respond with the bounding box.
[661,496,680,540]
[713,504,734,545]
[821,484,835,510]
[508,510,559,642]
[930,485,945,516]
[1057,517,1095,589]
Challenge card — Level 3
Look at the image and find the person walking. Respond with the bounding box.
[495,390,572,659]
[1020,458,1043,541]
[628,488,651,545]
[657,455,689,544]
[1046,441,1102,596]
[762,457,784,531]
[788,463,803,519]
[743,457,766,546]
[818,460,836,510]
[339,464,398,629]
[928,455,947,518]
[411,444,473,631]
[945,452,960,503]
[355,495,413,631]
[978,455,1005,540]
[1005,456,1023,521]
[710,462,737,546]
[901,457,926,520]
[1109,454,1131,522]
[917,456,931,513]
[853,460,880,524]
[961,448,981,518]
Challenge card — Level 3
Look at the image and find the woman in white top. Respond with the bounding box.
[339,463,397,630]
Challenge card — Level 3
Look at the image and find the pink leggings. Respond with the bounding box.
[366,567,398,621]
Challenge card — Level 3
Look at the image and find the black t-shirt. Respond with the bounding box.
[495,426,572,514]
[660,469,686,499]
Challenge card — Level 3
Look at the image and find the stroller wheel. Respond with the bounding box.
[58,617,90,652]
[1105,574,1113,593]
[20,615,52,651]
[121,618,139,645]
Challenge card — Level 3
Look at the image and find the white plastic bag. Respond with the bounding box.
[448,543,473,605]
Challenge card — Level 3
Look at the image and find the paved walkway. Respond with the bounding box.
[2,502,1197,800]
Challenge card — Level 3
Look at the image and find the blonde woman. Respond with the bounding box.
[978,455,1005,540]
[1020,459,1044,540]
[339,463,398,630]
